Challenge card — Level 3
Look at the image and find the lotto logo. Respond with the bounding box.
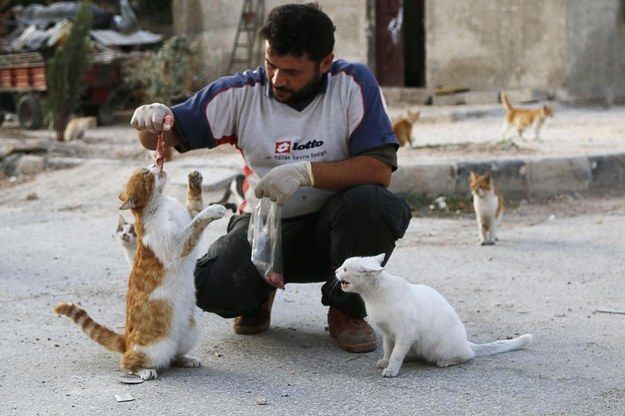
[275,141,292,154]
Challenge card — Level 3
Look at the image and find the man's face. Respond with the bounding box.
[264,41,332,104]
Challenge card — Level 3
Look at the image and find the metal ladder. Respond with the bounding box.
[228,0,265,74]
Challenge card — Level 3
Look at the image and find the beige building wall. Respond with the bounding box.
[564,0,625,104]
[173,0,369,87]
[425,0,567,92]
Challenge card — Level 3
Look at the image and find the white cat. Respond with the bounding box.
[337,254,533,378]
[116,215,137,267]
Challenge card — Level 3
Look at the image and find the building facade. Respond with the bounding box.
[174,0,625,104]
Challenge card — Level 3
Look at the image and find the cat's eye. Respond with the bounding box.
[343,267,347,272]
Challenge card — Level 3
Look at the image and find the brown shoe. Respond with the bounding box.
[233,291,276,335]
[327,306,377,353]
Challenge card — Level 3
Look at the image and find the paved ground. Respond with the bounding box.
[1,105,625,415]
[2,158,625,415]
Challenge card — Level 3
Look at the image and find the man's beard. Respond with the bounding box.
[270,68,322,105]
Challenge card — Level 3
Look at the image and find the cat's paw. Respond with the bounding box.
[381,366,399,378]
[172,355,202,368]
[200,204,227,220]
[376,359,389,369]
[135,368,158,381]
[187,170,203,192]
[480,240,494,246]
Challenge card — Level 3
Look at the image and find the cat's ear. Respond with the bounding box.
[118,192,135,210]
[362,254,385,274]
[118,215,127,226]
[484,172,492,181]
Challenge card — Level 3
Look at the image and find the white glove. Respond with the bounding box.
[254,161,315,206]
[130,103,174,134]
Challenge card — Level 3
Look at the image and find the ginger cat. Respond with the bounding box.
[469,172,504,246]
[63,116,97,141]
[392,110,420,147]
[500,92,554,141]
[55,164,226,382]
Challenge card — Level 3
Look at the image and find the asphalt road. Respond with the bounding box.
[1,162,625,415]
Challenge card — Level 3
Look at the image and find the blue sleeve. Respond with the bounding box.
[340,62,398,156]
[171,68,265,152]
[171,86,216,151]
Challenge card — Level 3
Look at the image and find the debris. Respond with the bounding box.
[26,193,38,200]
[434,86,470,96]
[256,397,268,405]
[548,214,556,221]
[345,355,362,363]
[433,196,447,210]
[114,393,135,402]
[595,309,625,315]
[213,352,223,357]
[120,374,144,384]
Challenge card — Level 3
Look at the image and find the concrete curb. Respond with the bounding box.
[5,152,625,204]
[390,151,625,201]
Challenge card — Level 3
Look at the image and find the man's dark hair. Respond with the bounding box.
[260,3,335,62]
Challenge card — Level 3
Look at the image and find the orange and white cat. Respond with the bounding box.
[55,164,226,381]
[500,92,554,141]
[469,172,504,246]
[116,170,206,267]
[392,110,420,147]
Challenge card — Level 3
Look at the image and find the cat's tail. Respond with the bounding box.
[469,333,533,357]
[500,92,512,112]
[54,302,126,353]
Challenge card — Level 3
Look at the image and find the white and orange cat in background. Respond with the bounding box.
[500,92,554,141]
[56,164,226,382]
[469,171,504,246]
[392,110,420,147]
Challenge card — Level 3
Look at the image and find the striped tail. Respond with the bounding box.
[500,92,512,112]
[469,334,533,357]
[54,302,126,353]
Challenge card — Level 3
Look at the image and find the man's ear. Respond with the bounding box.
[319,52,334,73]
[119,192,134,210]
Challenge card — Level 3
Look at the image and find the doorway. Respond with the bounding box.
[375,0,426,87]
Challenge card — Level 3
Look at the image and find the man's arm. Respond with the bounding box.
[311,156,392,190]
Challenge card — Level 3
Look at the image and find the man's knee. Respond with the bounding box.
[331,185,411,240]
[193,215,273,318]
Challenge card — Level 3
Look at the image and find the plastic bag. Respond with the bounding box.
[248,198,285,289]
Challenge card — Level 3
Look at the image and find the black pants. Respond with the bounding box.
[194,185,411,319]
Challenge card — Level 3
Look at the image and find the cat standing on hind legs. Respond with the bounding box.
[56,165,226,381]
[116,169,207,267]
[337,254,533,378]
[469,171,504,245]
